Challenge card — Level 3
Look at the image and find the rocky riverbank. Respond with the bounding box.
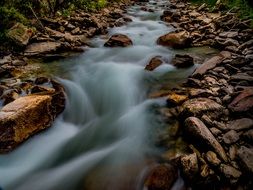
[146,0,253,189]
[0,0,134,153]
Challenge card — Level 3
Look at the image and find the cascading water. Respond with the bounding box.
[0,0,193,189]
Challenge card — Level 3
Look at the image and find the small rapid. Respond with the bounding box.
[0,0,191,189]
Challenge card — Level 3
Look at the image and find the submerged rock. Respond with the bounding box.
[157,30,191,49]
[104,34,133,47]
[185,117,228,162]
[171,54,194,68]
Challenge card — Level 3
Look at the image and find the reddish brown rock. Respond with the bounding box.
[157,30,191,49]
[144,164,178,190]
[104,34,133,47]
[145,56,163,71]
[228,88,253,113]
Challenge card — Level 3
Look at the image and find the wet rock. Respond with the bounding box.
[145,56,163,71]
[144,164,178,190]
[205,151,221,166]
[222,130,240,144]
[0,95,53,153]
[171,54,194,68]
[192,51,231,78]
[180,153,199,180]
[227,118,253,131]
[237,146,253,173]
[11,59,27,66]
[228,88,253,113]
[31,85,56,94]
[104,34,133,47]
[166,93,188,106]
[6,23,33,47]
[185,117,228,162]
[157,30,191,49]
[1,89,20,105]
[220,164,242,181]
[181,98,225,118]
[24,42,63,56]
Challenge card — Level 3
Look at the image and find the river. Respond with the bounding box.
[0,0,214,189]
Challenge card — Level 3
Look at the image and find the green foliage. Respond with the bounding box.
[190,0,253,21]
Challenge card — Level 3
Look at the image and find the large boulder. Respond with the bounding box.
[157,30,191,49]
[6,23,33,47]
[185,117,228,162]
[104,34,133,47]
[0,80,65,153]
[24,42,63,56]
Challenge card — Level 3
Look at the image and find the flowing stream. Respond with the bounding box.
[0,0,215,189]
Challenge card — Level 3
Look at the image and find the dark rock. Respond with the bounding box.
[171,54,194,68]
[243,129,253,143]
[144,164,178,190]
[210,127,222,136]
[180,153,199,180]
[220,164,242,181]
[24,42,63,56]
[185,117,228,162]
[145,56,163,71]
[188,88,213,98]
[227,118,253,131]
[228,88,253,113]
[222,130,240,144]
[157,30,192,49]
[237,146,253,173]
[104,34,133,47]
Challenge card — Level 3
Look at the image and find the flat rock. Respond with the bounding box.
[24,42,63,56]
[104,34,133,47]
[228,88,253,113]
[227,118,253,131]
[223,130,240,144]
[145,56,163,71]
[230,73,253,83]
[157,30,191,49]
[237,146,253,173]
[185,117,228,162]
[171,54,194,68]
[192,51,231,78]
[181,98,225,118]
